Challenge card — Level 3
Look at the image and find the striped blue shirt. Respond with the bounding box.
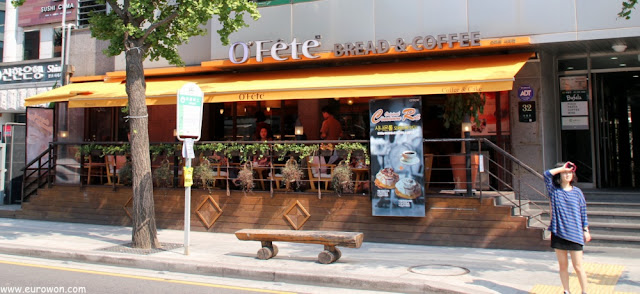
[544,170,589,245]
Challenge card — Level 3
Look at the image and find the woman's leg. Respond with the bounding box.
[555,249,570,292]
[570,250,588,293]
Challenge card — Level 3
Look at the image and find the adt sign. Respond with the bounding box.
[518,85,534,101]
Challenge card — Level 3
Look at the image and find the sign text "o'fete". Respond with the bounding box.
[229,38,320,64]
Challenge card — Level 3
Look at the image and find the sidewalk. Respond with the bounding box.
[0,217,638,294]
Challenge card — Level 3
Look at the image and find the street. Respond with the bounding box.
[0,254,393,294]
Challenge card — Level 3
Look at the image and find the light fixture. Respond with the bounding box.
[611,56,619,60]
[295,126,304,135]
[567,66,574,70]
[347,99,354,105]
[612,44,627,52]
[266,106,271,112]
[244,107,247,113]
[461,122,472,133]
[633,75,639,78]
[620,63,627,67]
[219,108,224,114]
[58,130,69,138]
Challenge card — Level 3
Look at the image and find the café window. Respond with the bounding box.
[53,28,62,58]
[24,31,40,60]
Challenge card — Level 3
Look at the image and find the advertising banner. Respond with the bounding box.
[559,76,589,130]
[26,107,54,165]
[370,97,424,217]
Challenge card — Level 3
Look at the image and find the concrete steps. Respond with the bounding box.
[531,194,640,248]
[495,191,640,248]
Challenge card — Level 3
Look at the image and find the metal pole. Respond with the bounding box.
[465,131,472,196]
[184,157,191,255]
[60,0,68,86]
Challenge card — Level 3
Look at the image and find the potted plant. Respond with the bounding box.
[152,159,173,188]
[281,158,304,190]
[443,93,485,190]
[193,156,216,191]
[237,162,255,192]
[331,160,354,196]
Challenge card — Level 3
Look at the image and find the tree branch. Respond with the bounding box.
[105,0,125,20]
[141,10,180,42]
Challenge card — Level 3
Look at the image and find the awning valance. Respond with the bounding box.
[24,52,533,108]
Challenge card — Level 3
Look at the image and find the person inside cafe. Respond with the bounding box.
[320,106,343,141]
[254,111,272,141]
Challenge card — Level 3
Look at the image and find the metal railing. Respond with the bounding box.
[21,144,56,203]
[20,138,551,227]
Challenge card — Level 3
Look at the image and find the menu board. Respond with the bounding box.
[369,97,425,217]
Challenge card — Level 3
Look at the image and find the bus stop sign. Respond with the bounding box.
[176,83,204,141]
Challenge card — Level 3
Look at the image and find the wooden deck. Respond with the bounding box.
[8,186,549,251]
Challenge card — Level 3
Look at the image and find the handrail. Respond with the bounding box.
[481,139,544,180]
[21,144,56,203]
[24,145,55,169]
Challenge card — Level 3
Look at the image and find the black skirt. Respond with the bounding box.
[550,233,583,251]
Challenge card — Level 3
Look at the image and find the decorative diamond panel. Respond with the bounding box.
[283,200,310,230]
[196,196,223,229]
[123,197,133,220]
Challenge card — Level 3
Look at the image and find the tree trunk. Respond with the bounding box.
[126,39,160,249]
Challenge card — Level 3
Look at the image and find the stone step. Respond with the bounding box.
[586,211,640,223]
[589,222,640,236]
[588,233,640,248]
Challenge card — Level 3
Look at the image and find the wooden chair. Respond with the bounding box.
[424,154,434,190]
[306,156,334,191]
[209,162,228,188]
[85,156,105,185]
[105,155,127,185]
[268,164,286,190]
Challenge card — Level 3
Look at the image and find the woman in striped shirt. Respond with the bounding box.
[545,162,591,294]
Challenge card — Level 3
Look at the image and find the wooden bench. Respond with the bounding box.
[235,229,364,264]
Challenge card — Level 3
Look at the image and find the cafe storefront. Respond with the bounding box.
[18,32,550,250]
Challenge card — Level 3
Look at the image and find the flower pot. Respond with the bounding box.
[449,154,479,190]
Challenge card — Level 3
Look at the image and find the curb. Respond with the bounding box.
[0,244,467,294]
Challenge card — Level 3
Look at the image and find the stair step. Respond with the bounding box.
[589,233,640,248]
[588,222,640,236]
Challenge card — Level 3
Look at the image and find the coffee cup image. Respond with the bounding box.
[401,151,418,164]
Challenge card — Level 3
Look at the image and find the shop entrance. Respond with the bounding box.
[593,71,640,188]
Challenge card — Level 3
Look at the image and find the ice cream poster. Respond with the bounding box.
[369,97,425,217]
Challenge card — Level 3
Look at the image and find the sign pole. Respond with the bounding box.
[184,157,191,255]
[176,83,204,256]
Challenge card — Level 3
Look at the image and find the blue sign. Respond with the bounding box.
[518,85,534,101]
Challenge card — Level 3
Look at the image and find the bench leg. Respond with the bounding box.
[257,241,278,260]
[318,245,341,264]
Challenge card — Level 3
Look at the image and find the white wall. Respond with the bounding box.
[39,27,54,59]
[3,1,23,62]
[210,0,640,60]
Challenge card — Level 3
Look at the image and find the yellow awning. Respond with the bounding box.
[25,52,532,108]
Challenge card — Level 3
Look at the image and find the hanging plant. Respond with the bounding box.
[99,144,131,156]
[118,160,133,186]
[152,159,173,188]
[273,144,319,161]
[245,143,271,160]
[193,157,216,190]
[332,161,354,196]
[335,142,370,165]
[237,162,255,192]
[281,158,304,190]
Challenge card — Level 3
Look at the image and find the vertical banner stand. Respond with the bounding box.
[176,83,204,255]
